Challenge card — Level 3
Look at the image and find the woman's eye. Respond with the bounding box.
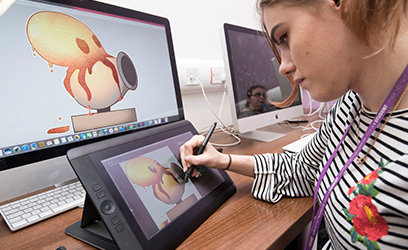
[278,33,288,45]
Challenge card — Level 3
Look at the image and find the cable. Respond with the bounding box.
[191,76,241,147]
[303,90,316,115]
[303,90,332,119]
[279,119,322,133]
[218,83,227,119]
[303,90,322,116]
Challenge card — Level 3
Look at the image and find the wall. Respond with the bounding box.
[97,0,261,60]
[96,0,263,129]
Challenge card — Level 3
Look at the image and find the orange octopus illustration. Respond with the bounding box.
[26,11,137,113]
[125,156,185,206]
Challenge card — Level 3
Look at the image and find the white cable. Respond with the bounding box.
[218,83,227,119]
[191,76,241,147]
[303,90,332,119]
[303,90,328,118]
[303,90,316,116]
[280,119,322,132]
[193,76,227,127]
[307,120,323,131]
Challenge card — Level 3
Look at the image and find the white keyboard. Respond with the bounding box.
[282,132,316,153]
[0,180,85,231]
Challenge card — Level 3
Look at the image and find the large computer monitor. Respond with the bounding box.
[221,23,303,142]
[0,0,184,198]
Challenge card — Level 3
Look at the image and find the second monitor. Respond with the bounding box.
[221,23,303,142]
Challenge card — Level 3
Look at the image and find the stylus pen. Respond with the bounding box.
[185,122,217,180]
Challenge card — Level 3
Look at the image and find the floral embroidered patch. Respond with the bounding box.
[342,159,389,250]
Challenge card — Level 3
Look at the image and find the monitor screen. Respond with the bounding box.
[0,0,184,171]
[221,23,303,141]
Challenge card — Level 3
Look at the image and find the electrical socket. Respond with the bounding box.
[186,67,199,85]
[210,67,225,84]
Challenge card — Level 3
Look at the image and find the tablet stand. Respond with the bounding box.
[65,195,118,250]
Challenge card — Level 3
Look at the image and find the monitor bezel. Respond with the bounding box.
[0,0,184,172]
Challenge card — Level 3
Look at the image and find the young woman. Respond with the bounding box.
[180,0,408,249]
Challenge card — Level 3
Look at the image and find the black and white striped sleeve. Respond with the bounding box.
[251,96,340,203]
[252,149,318,203]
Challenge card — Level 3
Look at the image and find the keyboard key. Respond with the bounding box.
[11,219,28,229]
[33,205,42,210]
[39,210,53,218]
[9,216,23,223]
[40,207,50,212]
[27,215,40,222]
[11,203,21,209]
[31,210,41,215]
[52,201,79,213]
[4,209,19,216]
[1,205,11,212]
[22,213,32,219]
[8,211,24,219]
[20,201,30,206]
[57,201,67,206]
[23,207,33,214]
[19,205,28,211]
[29,197,39,202]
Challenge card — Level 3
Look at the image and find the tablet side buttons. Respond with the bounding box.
[92,184,102,191]
[93,184,126,234]
[111,216,121,225]
[100,200,116,215]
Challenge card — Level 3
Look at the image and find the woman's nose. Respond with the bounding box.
[278,52,296,76]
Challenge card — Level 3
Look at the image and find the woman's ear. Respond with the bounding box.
[328,0,341,13]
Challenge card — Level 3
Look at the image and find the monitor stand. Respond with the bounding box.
[65,195,118,250]
[239,130,286,142]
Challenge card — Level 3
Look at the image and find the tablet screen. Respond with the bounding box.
[99,131,224,240]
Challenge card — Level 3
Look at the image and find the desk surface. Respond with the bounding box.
[0,116,318,250]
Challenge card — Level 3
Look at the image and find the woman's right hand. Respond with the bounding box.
[179,135,230,178]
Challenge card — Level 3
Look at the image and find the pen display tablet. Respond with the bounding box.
[98,131,224,240]
[66,120,236,249]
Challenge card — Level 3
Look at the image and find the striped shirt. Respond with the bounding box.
[252,91,408,249]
